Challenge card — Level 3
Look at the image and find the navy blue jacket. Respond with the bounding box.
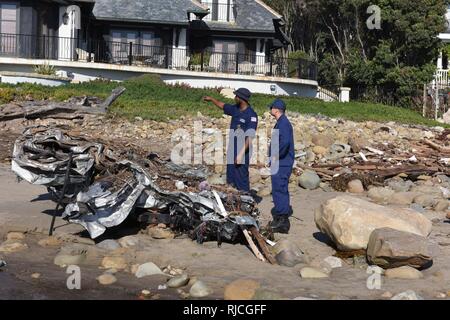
[224,104,258,164]
[270,114,295,167]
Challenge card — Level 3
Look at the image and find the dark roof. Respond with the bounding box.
[206,0,280,32]
[91,0,280,32]
[92,0,207,25]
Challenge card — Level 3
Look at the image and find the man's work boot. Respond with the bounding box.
[270,215,290,234]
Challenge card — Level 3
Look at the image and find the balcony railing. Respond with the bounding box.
[0,33,318,81]
[201,1,235,22]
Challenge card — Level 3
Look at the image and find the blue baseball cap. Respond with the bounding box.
[233,88,251,102]
[268,98,286,111]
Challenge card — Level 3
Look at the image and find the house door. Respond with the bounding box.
[110,30,137,63]
[0,3,18,56]
[214,41,237,72]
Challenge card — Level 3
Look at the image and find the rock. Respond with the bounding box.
[347,180,364,194]
[381,291,393,299]
[101,256,127,270]
[348,136,365,153]
[447,211,450,219]
[31,273,41,279]
[189,280,213,298]
[391,290,423,300]
[385,266,423,279]
[135,262,165,278]
[167,274,190,288]
[148,227,175,240]
[323,256,343,269]
[387,179,414,192]
[118,236,139,248]
[315,196,432,251]
[410,203,425,213]
[312,146,328,155]
[0,242,28,253]
[273,240,307,267]
[96,239,121,251]
[6,232,25,241]
[54,253,86,267]
[368,187,395,204]
[434,200,449,212]
[224,279,260,300]
[312,134,334,148]
[175,180,185,190]
[97,273,117,285]
[305,150,316,162]
[298,170,321,190]
[38,236,62,247]
[388,192,418,206]
[367,228,432,269]
[299,267,329,278]
[414,194,438,208]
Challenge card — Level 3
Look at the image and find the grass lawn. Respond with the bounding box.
[0,74,447,127]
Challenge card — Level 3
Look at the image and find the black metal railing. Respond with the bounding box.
[0,33,318,81]
[201,1,235,22]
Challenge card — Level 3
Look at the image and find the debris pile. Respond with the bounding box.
[11,127,276,262]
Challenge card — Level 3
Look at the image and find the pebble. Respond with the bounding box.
[96,239,121,251]
[101,256,127,270]
[381,291,393,298]
[385,266,423,279]
[6,232,25,241]
[323,256,343,269]
[118,236,139,248]
[167,274,190,288]
[347,179,364,193]
[224,279,260,300]
[97,274,117,285]
[189,280,213,298]
[299,267,329,279]
[31,273,41,279]
[54,253,86,267]
[391,290,423,300]
[135,262,165,278]
[38,236,62,247]
[0,242,28,253]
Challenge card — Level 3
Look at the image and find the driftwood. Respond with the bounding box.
[423,139,450,154]
[0,86,126,122]
[248,226,277,265]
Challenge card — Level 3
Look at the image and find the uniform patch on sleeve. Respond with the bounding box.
[251,117,257,122]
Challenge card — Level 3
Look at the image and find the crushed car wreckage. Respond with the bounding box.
[11,127,275,262]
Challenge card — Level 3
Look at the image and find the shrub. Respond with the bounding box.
[33,63,57,76]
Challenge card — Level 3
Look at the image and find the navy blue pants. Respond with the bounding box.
[271,166,293,215]
[227,163,250,192]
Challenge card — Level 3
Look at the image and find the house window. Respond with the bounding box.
[202,0,235,22]
[0,3,18,55]
[0,3,17,34]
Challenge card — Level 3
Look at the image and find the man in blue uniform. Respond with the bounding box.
[268,98,295,234]
[203,88,258,192]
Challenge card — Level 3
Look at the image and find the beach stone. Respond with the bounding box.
[101,256,127,270]
[367,228,432,269]
[315,196,432,251]
[434,200,449,212]
[148,227,175,240]
[414,194,439,208]
[96,239,121,251]
[167,274,190,288]
[368,187,395,204]
[97,274,117,285]
[54,253,86,267]
[347,179,364,193]
[298,170,321,190]
[224,279,260,300]
[299,267,329,278]
[189,280,213,298]
[273,240,307,267]
[388,192,418,206]
[391,290,423,300]
[385,266,423,279]
[387,179,414,192]
[323,256,343,269]
[312,134,334,148]
[118,236,139,248]
[135,262,165,278]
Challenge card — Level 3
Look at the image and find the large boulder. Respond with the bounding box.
[314,196,432,251]
[367,228,432,269]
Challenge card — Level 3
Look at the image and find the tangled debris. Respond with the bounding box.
[11,127,276,263]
